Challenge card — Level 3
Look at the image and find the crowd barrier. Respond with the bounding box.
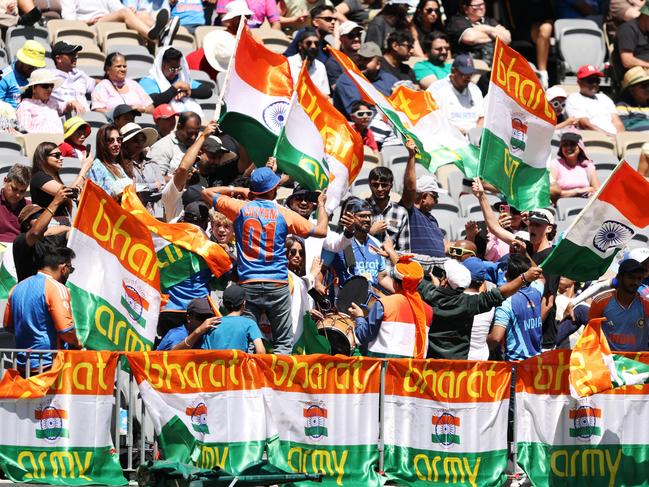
[1,349,649,486]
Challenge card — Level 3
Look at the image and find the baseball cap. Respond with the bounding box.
[109,104,140,122]
[183,201,209,222]
[529,208,555,226]
[203,135,231,154]
[452,54,476,75]
[577,64,604,79]
[187,297,214,316]
[339,20,362,36]
[443,259,471,289]
[357,42,382,59]
[462,256,486,283]
[223,284,246,309]
[627,248,649,264]
[18,204,44,224]
[560,130,582,144]
[152,104,178,121]
[416,175,447,194]
[344,197,372,214]
[619,258,644,275]
[250,167,281,194]
[546,85,567,101]
[181,184,204,206]
[51,41,82,58]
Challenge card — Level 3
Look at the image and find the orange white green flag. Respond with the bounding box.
[0,351,125,485]
[67,181,162,351]
[478,39,556,211]
[541,161,649,281]
[219,27,293,166]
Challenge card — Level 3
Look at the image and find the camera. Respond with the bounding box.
[68,187,79,200]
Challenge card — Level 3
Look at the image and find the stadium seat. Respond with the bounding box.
[54,28,97,47]
[83,111,108,129]
[48,20,92,43]
[171,31,196,51]
[103,31,141,52]
[7,37,51,60]
[80,64,106,80]
[616,132,646,159]
[6,26,48,46]
[554,19,606,77]
[61,157,82,171]
[596,167,613,183]
[579,130,616,154]
[257,29,291,54]
[57,35,102,53]
[556,197,587,221]
[588,150,619,170]
[436,193,460,214]
[363,146,379,166]
[95,22,130,48]
[430,210,454,239]
[629,233,649,248]
[16,133,64,159]
[459,193,479,217]
[0,155,30,176]
[76,51,106,70]
[60,167,81,185]
[441,167,465,201]
[0,133,23,154]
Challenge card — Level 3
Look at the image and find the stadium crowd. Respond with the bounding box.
[2,0,649,366]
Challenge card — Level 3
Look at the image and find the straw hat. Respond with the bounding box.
[20,68,63,93]
[222,0,253,21]
[622,66,649,91]
[16,40,46,68]
[63,116,91,140]
[203,30,236,72]
[120,122,158,148]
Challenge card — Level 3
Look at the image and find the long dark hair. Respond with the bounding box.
[103,52,125,79]
[413,0,444,31]
[286,235,306,277]
[32,141,62,183]
[96,124,121,165]
[377,3,410,31]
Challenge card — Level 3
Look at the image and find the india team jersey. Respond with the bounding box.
[215,195,315,283]
[589,290,649,352]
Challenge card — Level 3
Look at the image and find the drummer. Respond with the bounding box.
[348,256,432,358]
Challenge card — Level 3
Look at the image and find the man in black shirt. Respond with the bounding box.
[380,31,417,83]
[615,4,649,71]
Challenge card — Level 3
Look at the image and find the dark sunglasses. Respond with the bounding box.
[370,181,391,189]
[64,263,75,273]
[303,40,319,46]
[38,83,55,89]
[424,7,439,13]
[49,151,63,159]
[289,248,304,256]
[316,15,335,22]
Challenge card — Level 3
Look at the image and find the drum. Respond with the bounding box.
[317,313,356,356]
[335,276,379,314]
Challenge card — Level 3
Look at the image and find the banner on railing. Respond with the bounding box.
[0,351,126,485]
[382,359,511,487]
[516,349,649,487]
[260,354,382,486]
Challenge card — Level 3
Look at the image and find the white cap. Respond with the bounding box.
[416,174,447,194]
[546,85,567,101]
[443,259,471,290]
[222,0,253,21]
[529,208,555,226]
[339,20,362,36]
[514,230,530,241]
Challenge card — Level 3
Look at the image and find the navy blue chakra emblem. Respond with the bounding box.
[262,101,290,134]
[592,220,633,252]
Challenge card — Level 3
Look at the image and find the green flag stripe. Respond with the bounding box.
[431,434,461,444]
[304,426,328,437]
[540,238,618,282]
[35,428,70,439]
[157,244,209,290]
[0,264,16,300]
[274,129,329,191]
[569,427,601,438]
[219,111,278,167]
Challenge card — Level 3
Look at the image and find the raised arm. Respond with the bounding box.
[472,177,516,245]
[311,191,330,238]
[172,121,217,192]
[400,139,418,210]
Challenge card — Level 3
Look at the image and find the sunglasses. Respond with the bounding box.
[399,42,414,49]
[49,151,63,159]
[582,76,601,84]
[289,248,304,256]
[64,263,75,273]
[550,99,566,109]
[316,15,336,22]
[38,83,55,89]
[352,110,373,118]
[424,7,439,13]
[370,181,391,189]
[303,40,319,46]
[108,137,123,143]
[448,247,475,257]
[194,312,215,321]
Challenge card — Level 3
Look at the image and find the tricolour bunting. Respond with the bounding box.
[516,349,649,487]
[260,354,382,486]
[382,359,511,487]
[67,181,161,351]
[219,27,293,166]
[0,243,17,300]
[295,63,362,213]
[121,186,232,310]
[570,318,649,397]
[478,38,556,211]
[388,85,480,177]
[0,351,125,485]
[127,350,266,472]
[541,161,649,281]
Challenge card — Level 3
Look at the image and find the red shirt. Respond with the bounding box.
[186,49,218,80]
[354,125,378,152]
[0,188,27,243]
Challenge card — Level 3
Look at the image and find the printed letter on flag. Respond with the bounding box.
[67,181,162,351]
[479,38,556,211]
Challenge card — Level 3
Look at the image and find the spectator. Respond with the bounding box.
[277,0,310,30]
[150,111,202,176]
[109,104,141,130]
[60,0,169,42]
[546,85,577,130]
[153,104,178,138]
[204,166,329,354]
[549,131,600,203]
[610,0,646,22]
[210,209,235,251]
[140,47,213,115]
[194,134,251,188]
[169,0,205,34]
[446,0,510,64]
[59,117,91,159]
[0,164,30,243]
[50,41,96,115]
[3,245,81,372]
[333,0,368,25]
[284,5,336,63]
[447,239,477,261]
[0,40,45,108]
[287,27,330,96]
[119,122,163,197]
[286,235,306,277]
[333,42,398,118]
[381,31,417,82]
[481,202,525,263]
[616,66,649,131]
[218,0,280,29]
[557,0,606,22]
[220,0,257,40]
[566,64,625,135]
[410,0,444,57]
[463,256,495,360]
[325,21,363,88]
[87,124,132,197]
[17,69,64,134]
[364,166,408,249]
[428,54,484,134]
[418,255,543,359]
[615,5,649,71]
[590,258,649,352]
[414,31,452,89]
[157,297,221,350]
[30,142,92,221]
[487,253,544,360]
[91,52,154,114]
[349,100,378,152]
[186,29,235,80]
[365,2,409,50]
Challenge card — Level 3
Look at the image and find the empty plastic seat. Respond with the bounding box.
[554,19,606,75]
[82,111,108,128]
[616,131,646,158]
[48,20,92,43]
[556,196,587,221]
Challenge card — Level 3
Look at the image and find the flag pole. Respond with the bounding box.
[214,17,245,121]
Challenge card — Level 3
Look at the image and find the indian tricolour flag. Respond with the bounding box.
[0,243,17,300]
[121,186,232,311]
[479,38,556,211]
[219,26,293,166]
[388,85,480,177]
[516,349,649,487]
[0,351,125,485]
[541,161,649,281]
[67,181,162,352]
[382,359,511,487]
[261,354,382,486]
[127,350,266,472]
[295,63,363,213]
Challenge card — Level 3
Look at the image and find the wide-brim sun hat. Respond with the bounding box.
[16,40,46,68]
[222,0,253,21]
[20,68,63,93]
[203,30,236,72]
[63,116,91,140]
[120,122,159,148]
[622,66,649,91]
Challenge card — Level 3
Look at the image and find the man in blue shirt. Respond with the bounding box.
[200,285,265,353]
[284,5,336,63]
[157,297,220,350]
[0,40,46,108]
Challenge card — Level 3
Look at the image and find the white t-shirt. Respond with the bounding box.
[566,92,618,134]
[287,54,331,96]
[428,76,484,133]
[465,285,496,361]
[161,179,183,222]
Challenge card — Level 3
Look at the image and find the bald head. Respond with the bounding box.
[449,240,477,261]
